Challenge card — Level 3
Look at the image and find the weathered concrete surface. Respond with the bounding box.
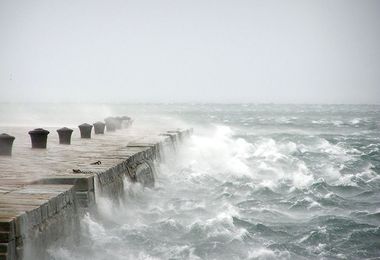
[0,185,78,260]
[0,125,192,260]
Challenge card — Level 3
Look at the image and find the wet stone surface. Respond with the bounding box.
[0,124,190,259]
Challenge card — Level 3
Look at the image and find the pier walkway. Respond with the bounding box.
[0,124,192,260]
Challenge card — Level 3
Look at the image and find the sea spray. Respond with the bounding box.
[47,104,380,259]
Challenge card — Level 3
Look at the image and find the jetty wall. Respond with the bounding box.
[0,128,192,260]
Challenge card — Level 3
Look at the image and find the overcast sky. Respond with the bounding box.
[0,0,379,104]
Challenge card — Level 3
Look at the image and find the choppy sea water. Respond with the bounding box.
[7,104,377,260]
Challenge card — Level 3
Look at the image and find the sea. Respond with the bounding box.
[1,103,380,259]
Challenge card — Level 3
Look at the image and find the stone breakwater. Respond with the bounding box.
[0,126,192,260]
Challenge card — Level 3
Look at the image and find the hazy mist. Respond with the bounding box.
[0,0,379,104]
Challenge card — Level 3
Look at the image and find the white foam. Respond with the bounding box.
[350,118,362,125]
[178,125,254,178]
[248,248,291,259]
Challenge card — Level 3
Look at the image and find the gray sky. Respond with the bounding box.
[0,0,379,104]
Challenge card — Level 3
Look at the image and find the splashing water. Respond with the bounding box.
[48,104,380,259]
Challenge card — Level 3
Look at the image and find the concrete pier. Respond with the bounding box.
[0,125,192,260]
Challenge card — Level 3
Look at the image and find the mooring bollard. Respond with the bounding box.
[0,133,16,156]
[121,116,132,128]
[78,123,93,138]
[57,127,73,144]
[93,121,106,134]
[29,128,50,148]
[105,117,116,132]
[115,117,123,129]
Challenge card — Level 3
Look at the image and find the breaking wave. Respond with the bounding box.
[48,104,380,259]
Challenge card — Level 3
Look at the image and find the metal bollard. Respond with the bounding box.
[121,116,132,128]
[29,128,50,148]
[114,117,123,129]
[0,133,15,156]
[93,121,106,134]
[78,123,93,139]
[104,117,116,132]
[57,127,73,144]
